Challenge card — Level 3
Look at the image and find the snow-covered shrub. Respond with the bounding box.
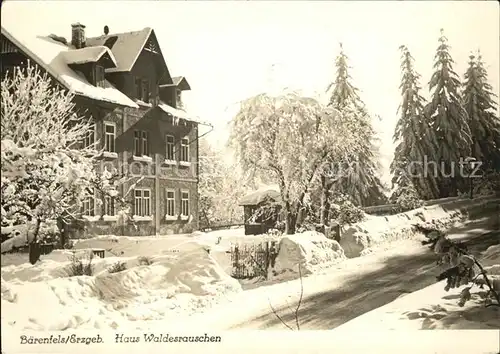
[435,238,500,308]
[473,170,500,196]
[137,256,153,266]
[108,261,127,273]
[67,252,94,276]
[396,185,424,212]
[329,194,365,226]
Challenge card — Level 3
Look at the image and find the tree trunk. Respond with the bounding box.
[284,201,297,235]
[285,212,297,235]
[320,176,332,226]
[28,218,42,265]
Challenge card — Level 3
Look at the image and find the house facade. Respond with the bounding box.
[1,21,211,236]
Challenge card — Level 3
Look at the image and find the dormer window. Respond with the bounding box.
[176,89,183,108]
[94,65,105,88]
[135,77,151,104]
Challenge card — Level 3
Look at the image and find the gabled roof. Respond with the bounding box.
[61,46,117,68]
[172,76,191,91]
[86,28,156,73]
[0,21,138,108]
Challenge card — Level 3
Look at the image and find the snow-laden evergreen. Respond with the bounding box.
[424,29,472,197]
[391,45,440,201]
[462,51,500,171]
[326,44,387,207]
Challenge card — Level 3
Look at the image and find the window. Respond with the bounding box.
[135,77,142,100]
[165,135,175,161]
[142,79,150,102]
[181,190,189,216]
[134,130,149,157]
[134,189,151,217]
[83,123,95,149]
[103,195,115,216]
[180,138,189,162]
[82,189,95,216]
[95,65,105,88]
[165,189,175,217]
[135,77,150,102]
[104,122,116,153]
[176,90,183,108]
[142,131,149,156]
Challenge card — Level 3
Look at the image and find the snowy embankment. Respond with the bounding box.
[335,243,500,330]
[340,195,499,258]
[1,242,241,330]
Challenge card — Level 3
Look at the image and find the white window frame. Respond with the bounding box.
[103,121,116,153]
[134,188,151,217]
[180,189,190,217]
[142,131,149,156]
[180,137,190,163]
[134,130,149,157]
[165,134,175,163]
[103,194,115,216]
[95,65,105,88]
[82,189,96,217]
[165,188,176,217]
[83,123,96,149]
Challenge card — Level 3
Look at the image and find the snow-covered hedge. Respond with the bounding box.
[340,196,500,258]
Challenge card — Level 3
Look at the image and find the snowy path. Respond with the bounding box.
[160,216,499,331]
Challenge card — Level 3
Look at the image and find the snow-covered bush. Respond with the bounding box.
[329,194,365,226]
[396,185,424,212]
[108,261,127,273]
[137,256,153,266]
[68,252,94,276]
[434,235,500,308]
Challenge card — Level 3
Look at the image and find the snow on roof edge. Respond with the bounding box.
[158,103,212,127]
[1,26,138,109]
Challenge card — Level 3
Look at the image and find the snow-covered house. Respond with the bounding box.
[1,21,211,236]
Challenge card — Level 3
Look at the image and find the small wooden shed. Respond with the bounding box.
[239,188,282,235]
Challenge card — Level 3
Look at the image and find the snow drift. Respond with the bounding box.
[340,196,500,258]
[1,242,242,331]
[272,231,346,277]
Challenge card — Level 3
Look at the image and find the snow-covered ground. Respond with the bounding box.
[334,243,500,330]
[1,196,498,332]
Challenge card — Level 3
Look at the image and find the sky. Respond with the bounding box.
[2,0,499,186]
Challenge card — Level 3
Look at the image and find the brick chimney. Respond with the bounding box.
[71,23,86,49]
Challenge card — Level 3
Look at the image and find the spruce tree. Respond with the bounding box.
[424,29,472,197]
[462,51,500,171]
[326,43,387,207]
[391,45,440,200]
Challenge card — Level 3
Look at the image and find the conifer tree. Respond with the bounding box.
[325,44,387,208]
[424,29,472,197]
[391,45,440,200]
[462,51,500,171]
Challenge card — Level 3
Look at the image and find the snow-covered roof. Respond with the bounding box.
[61,46,117,67]
[85,28,153,73]
[158,103,212,126]
[239,187,282,206]
[172,76,191,91]
[0,22,138,108]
